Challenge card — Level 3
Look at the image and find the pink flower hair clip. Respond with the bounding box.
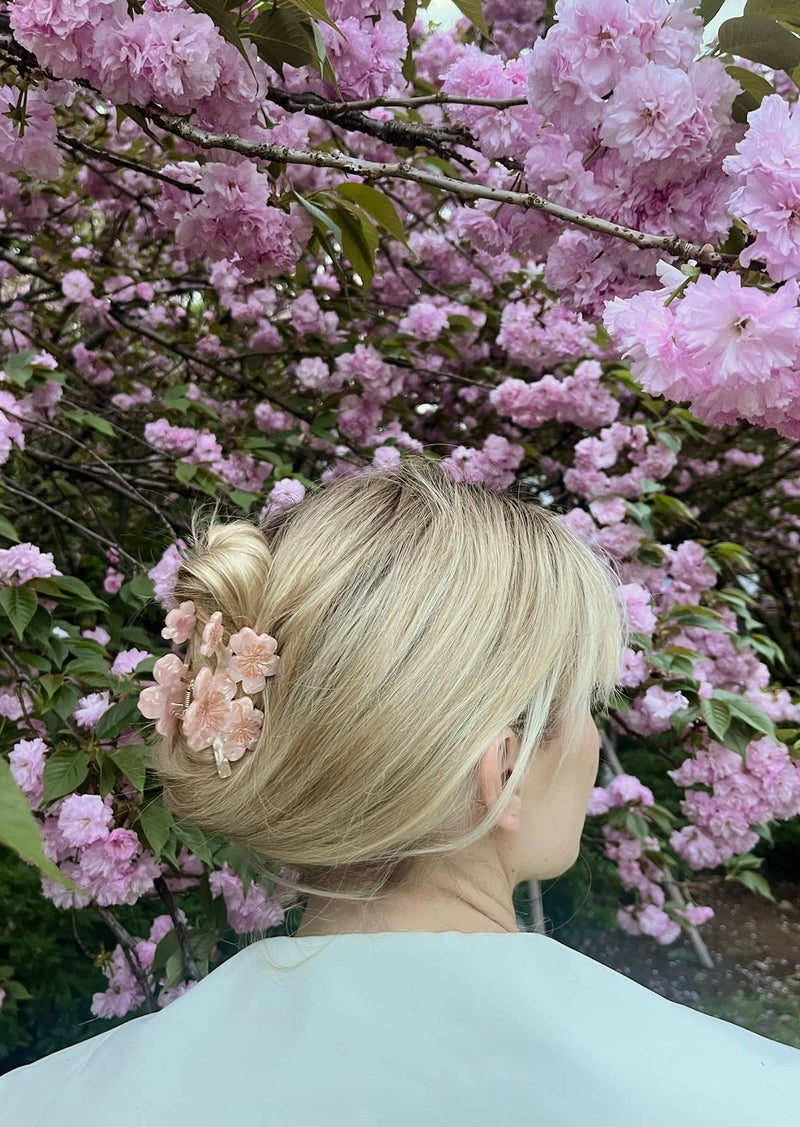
[138,600,281,779]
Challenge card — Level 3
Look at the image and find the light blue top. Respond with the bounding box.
[1,930,798,1125]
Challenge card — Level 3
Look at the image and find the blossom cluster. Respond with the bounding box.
[669,737,800,869]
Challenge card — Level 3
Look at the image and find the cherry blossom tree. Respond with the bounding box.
[1,0,800,1018]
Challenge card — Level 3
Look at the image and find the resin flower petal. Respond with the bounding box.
[182,665,237,751]
[200,610,224,657]
[228,627,280,694]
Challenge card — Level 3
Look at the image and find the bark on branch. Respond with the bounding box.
[146,110,732,270]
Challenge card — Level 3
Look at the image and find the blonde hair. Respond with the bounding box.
[150,454,628,953]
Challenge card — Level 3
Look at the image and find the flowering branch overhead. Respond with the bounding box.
[146,109,731,270]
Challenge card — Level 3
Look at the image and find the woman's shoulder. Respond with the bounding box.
[1,930,798,1127]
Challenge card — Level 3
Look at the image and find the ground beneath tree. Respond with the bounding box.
[558,878,800,1048]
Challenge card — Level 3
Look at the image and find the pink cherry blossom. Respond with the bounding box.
[0,85,62,181]
[0,542,60,584]
[61,268,94,303]
[73,691,111,729]
[58,792,114,848]
[208,861,286,934]
[9,736,47,808]
[110,647,152,677]
[723,94,800,283]
[148,540,188,611]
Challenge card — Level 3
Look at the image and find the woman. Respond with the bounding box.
[2,455,798,1124]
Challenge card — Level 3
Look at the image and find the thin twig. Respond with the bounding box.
[153,874,203,982]
[58,133,203,194]
[93,903,158,1011]
[0,475,138,565]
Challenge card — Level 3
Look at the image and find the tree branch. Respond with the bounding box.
[303,93,529,112]
[264,88,476,170]
[147,110,733,269]
[57,133,204,194]
[93,903,158,1012]
[153,874,203,982]
[0,475,139,565]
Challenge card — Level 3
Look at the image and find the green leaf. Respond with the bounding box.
[42,749,90,807]
[31,575,107,612]
[624,810,649,839]
[16,650,52,675]
[62,408,115,438]
[4,351,37,384]
[744,0,800,28]
[623,500,654,538]
[727,63,775,104]
[717,14,800,74]
[151,928,180,975]
[116,104,163,145]
[228,489,259,513]
[97,752,117,799]
[0,585,37,640]
[670,706,700,734]
[173,820,218,866]
[710,541,753,570]
[403,0,418,29]
[137,794,174,858]
[726,851,764,872]
[336,183,408,243]
[310,410,338,438]
[0,514,20,542]
[713,690,776,739]
[64,651,110,677]
[700,0,727,21]
[748,631,788,670]
[699,696,732,741]
[727,62,775,121]
[284,0,337,28]
[753,821,774,845]
[293,191,344,245]
[110,744,151,796]
[666,604,729,631]
[334,205,376,288]
[651,494,699,524]
[452,0,488,34]
[175,461,197,485]
[736,869,776,901]
[646,803,675,833]
[192,467,220,497]
[94,695,142,740]
[0,757,80,887]
[721,716,757,757]
[163,946,186,991]
[123,573,155,604]
[653,430,682,454]
[247,3,318,74]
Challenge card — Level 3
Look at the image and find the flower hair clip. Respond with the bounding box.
[137,600,281,779]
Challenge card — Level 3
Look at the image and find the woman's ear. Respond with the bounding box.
[478,729,522,828]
